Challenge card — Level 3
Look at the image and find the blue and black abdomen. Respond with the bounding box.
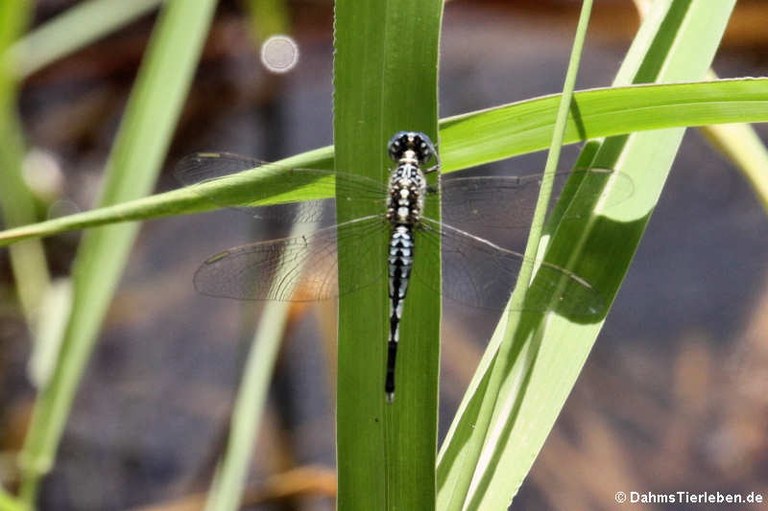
[386,224,414,399]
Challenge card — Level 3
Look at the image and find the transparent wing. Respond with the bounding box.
[175,152,265,184]
[439,168,633,236]
[193,215,388,301]
[184,156,629,312]
[175,152,388,224]
[414,218,604,318]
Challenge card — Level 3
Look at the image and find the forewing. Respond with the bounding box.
[175,152,387,224]
[175,152,264,184]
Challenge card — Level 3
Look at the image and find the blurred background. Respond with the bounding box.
[0,0,767,509]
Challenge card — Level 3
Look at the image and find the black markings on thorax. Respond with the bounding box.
[386,160,426,227]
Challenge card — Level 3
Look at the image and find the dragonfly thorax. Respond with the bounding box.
[386,162,426,225]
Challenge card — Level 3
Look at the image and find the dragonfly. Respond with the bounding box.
[176,131,630,402]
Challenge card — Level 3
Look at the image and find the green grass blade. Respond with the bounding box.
[204,197,324,511]
[0,487,23,511]
[7,0,164,78]
[437,1,738,509]
[701,72,768,213]
[0,0,50,321]
[0,79,766,247]
[28,280,72,388]
[438,1,594,506]
[702,120,768,213]
[16,0,217,504]
[334,0,442,509]
[244,0,290,41]
[204,299,295,511]
[202,4,293,506]
[438,78,768,172]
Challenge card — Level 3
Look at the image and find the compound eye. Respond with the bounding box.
[388,141,401,161]
[388,131,410,160]
[415,133,435,162]
[418,142,432,162]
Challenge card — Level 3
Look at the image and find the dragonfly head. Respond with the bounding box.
[388,131,436,165]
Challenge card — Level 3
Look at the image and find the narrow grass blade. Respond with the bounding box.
[700,73,768,213]
[437,1,594,507]
[16,0,217,505]
[0,0,51,322]
[0,487,23,511]
[0,80,766,248]
[438,1,738,509]
[334,1,442,509]
[438,78,768,172]
[203,3,294,507]
[702,120,768,214]
[6,0,164,78]
[634,0,768,214]
[244,0,290,41]
[203,219,317,511]
[27,279,72,387]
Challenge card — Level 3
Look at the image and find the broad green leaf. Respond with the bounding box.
[334,1,442,509]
